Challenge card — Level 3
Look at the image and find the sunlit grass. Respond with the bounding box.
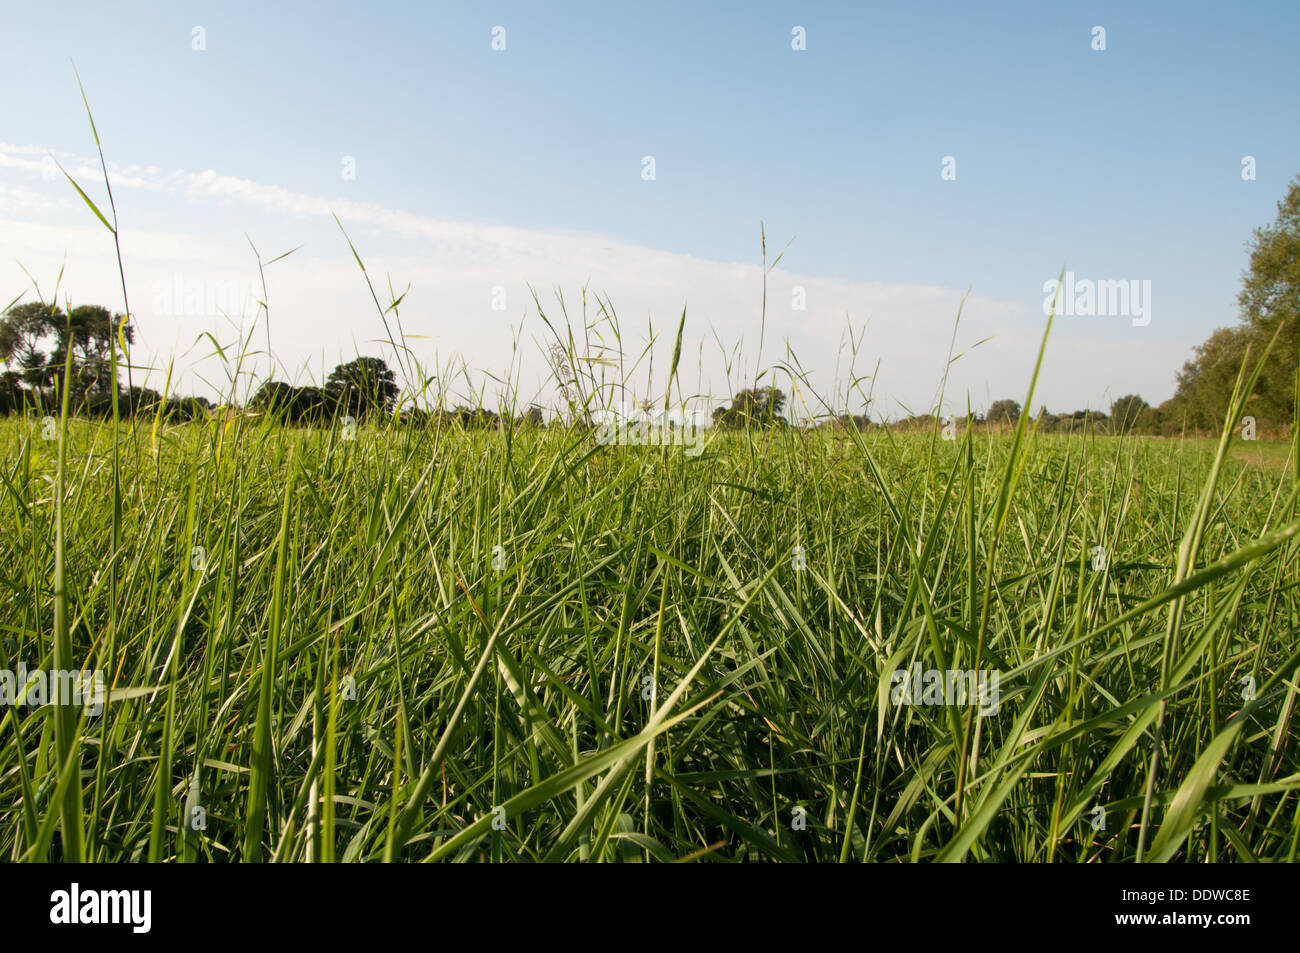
[3,72,1296,864]
[1,412,1297,862]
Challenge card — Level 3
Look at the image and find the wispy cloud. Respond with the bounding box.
[0,143,1186,415]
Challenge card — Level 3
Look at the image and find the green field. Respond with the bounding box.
[1,413,1298,862]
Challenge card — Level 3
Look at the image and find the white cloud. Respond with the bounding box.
[0,143,1189,415]
[0,184,70,214]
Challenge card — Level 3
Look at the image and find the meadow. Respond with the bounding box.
[5,90,1299,860]
[1,405,1297,862]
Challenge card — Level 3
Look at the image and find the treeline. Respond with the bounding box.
[1,302,135,415]
[0,301,215,419]
[711,386,788,427]
[846,395,1286,438]
[245,358,544,428]
[863,395,1267,438]
[0,318,542,428]
[846,176,1300,440]
[3,176,1295,434]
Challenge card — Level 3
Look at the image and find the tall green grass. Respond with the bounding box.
[1,410,1297,861]
[2,80,1298,862]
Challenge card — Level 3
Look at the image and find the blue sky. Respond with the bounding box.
[2,0,1298,416]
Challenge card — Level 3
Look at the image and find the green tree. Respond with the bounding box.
[0,301,133,404]
[1174,326,1249,431]
[713,386,786,427]
[325,357,399,418]
[62,305,133,402]
[0,370,22,415]
[249,381,301,418]
[1110,394,1150,433]
[291,386,328,423]
[987,399,1021,425]
[0,301,62,392]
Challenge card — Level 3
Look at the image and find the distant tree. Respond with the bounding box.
[834,413,876,431]
[1060,409,1109,432]
[987,399,1021,425]
[1152,396,1188,436]
[0,302,62,392]
[0,301,134,405]
[448,405,500,429]
[521,405,545,428]
[712,386,786,427]
[249,381,300,418]
[291,386,328,423]
[325,357,398,418]
[122,386,162,415]
[1137,404,1162,434]
[62,305,132,402]
[400,407,433,426]
[1034,406,1062,433]
[1174,326,1249,431]
[898,413,936,430]
[0,370,22,415]
[1110,394,1150,433]
[247,382,337,423]
[169,394,213,421]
